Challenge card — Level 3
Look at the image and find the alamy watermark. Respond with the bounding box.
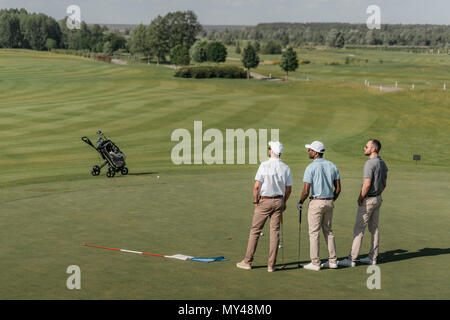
[366,5,381,30]
[66,5,81,30]
[171,121,279,165]
[66,265,81,290]
[366,265,381,290]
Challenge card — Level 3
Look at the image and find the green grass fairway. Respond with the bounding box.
[0,49,449,300]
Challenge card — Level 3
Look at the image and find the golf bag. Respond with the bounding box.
[81,130,128,178]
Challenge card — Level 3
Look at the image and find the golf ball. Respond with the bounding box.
[260,232,264,236]
[157,176,160,179]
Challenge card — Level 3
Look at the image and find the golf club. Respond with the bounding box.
[297,201,303,268]
[279,213,285,269]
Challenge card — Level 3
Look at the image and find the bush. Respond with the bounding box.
[174,66,246,79]
[170,45,190,66]
[205,41,227,63]
[190,41,208,63]
[261,40,282,54]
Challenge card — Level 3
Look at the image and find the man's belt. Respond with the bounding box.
[310,197,334,200]
[261,195,284,199]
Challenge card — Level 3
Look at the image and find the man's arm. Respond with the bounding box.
[253,180,262,207]
[333,179,341,201]
[283,186,292,212]
[299,182,311,204]
[358,178,372,206]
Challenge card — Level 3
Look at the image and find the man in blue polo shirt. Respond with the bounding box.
[298,141,341,271]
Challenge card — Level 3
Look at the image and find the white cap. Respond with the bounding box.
[268,141,283,156]
[305,141,325,153]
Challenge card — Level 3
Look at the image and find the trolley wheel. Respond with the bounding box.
[106,168,115,178]
[121,167,129,175]
[91,165,101,176]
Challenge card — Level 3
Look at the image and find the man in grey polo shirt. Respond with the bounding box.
[298,141,341,271]
[339,139,388,267]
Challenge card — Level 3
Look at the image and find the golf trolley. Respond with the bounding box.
[81,130,129,178]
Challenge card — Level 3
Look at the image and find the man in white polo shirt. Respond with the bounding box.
[237,141,293,272]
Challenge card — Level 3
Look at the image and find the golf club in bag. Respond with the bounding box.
[81,130,128,178]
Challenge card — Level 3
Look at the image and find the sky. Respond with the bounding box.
[0,0,449,25]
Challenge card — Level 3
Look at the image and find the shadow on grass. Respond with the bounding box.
[378,248,450,264]
[127,172,159,176]
[252,261,307,271]
[251,248,450,271]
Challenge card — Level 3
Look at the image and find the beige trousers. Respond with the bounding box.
[307,200,337,266]
[244,198,283,269]
[349,195,383,261]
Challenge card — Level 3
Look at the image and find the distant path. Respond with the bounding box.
[227,57,284,81]
[111,58,127,65]
[249,72,284,82]
[369,85,404,92]
[165,64,180,70]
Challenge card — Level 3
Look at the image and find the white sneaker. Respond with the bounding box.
[236,260,251,270]
[321,261,338,269]
[303,262,321,271]
[338,258,356,267]
[268,267,275,272]
[360,257,377,265]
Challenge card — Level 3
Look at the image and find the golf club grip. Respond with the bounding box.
[299,209,302,223]
[81,136,96,149]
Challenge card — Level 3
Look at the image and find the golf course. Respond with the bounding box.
[0,48,449,300]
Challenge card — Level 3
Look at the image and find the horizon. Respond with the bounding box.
[95,22,450,27]
[0,0,449,26]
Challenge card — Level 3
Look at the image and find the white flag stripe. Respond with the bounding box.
[165,254,194,261]
[120,249,143,254]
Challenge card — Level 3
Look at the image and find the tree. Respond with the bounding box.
[334,32,345,48]
[45,38,57,51]
[0,10,23,48]
[325,29,339,47]
[280,47,299,80]
[21,14,48,51]
[104,31,126,52]
[365,30,376,45]
[147,15,170,65]
[190,40,208,63]
[261,40,282,54]
[90,24,104,44]
[281,34,290,47]
[253,40,260,53]
[102,41,113,56]
[222,29,234,45]
[241,43,259,79]
[165,10,202,50]
[235,42,241,54]
[129,23,152,62]
[170,44,190,66]
[78,21,92,49]
[206,41,227,63]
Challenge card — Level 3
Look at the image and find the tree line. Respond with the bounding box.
[0,8,127,53]
[205,22,450,49]
[0,8,202,59]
